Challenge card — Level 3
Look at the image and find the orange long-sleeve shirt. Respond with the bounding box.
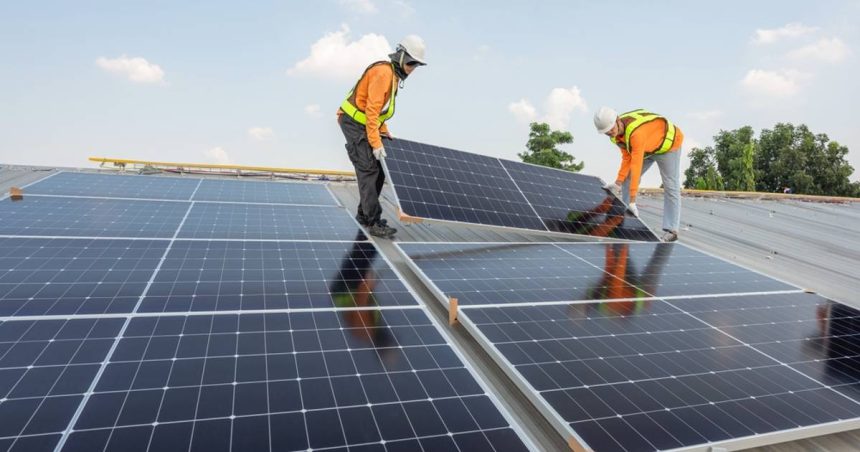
[613,119,684,202]
[337,64,395,150]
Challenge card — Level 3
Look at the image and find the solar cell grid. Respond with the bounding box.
[0,197,190,239]
[460,293,860,451]
[0,317,125,452]
[62,310,530,452]
[26,172,200,201]
[177,203,366,241]
[0,238,168,317]
[384,140,548,231]
[192,179,338,206]
[138,240,417,313]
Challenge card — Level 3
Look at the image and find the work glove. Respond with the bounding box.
[381,130,394,140]
[372,147,386,160]
[602,182,622,197]
[626,202,639,217]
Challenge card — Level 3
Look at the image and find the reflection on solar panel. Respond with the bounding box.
[138,240,417,313]
[192,179,338,205]
[63,310,529,452]
[0,197,190,238]
[397,242,797,306]
[177,203,365,241]
[0,317,126,451]
[26,172,199,201]
[384,138,658,241]
[459,293,860,452]
[0,238,168,316]
[0,172,532,451]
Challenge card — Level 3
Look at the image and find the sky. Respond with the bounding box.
[2,0,859,187]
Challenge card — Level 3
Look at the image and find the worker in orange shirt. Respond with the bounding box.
[594,108,684,242]
[337,35,427,238]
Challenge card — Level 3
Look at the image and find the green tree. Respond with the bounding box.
[518,122,584,172]
[713,126,757,191]
[757,123,858,196]
[684,146,724,190]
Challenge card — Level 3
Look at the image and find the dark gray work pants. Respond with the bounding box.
[339,115,385,225]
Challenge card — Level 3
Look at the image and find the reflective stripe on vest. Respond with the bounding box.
[340,62,397,126]
[610,109,677,155]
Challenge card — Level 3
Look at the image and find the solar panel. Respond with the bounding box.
[0,197,190,238]
[59,309,530,452]
[458,293,860,451]
[383,138,659,241]
[397,242,797,306]
[138,240,418,313]
[26,172,200,201]
[176,203,365,241]
[192,179,338,206]
[0,238,168,317]
[0,317,126,452]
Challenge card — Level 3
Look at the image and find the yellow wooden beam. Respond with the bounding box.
[89,156,356,178]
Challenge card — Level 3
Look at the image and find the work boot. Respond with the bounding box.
[355,213,370,226]
[367,222,397,238]
[660,230,678,242]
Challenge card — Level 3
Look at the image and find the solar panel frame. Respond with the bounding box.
[382,138,660,242]
[456,293,860,452]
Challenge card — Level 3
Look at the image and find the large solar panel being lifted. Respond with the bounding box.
[192,179,338,206]
[383,138,658,241]
[61,310,530,452]
[0,238,168,316]
[459,293,860,452]
[176,203,365,241]
[138,240,418,313]
[397,242,797,306]
[0,197,190,238]
[26,172,200,201]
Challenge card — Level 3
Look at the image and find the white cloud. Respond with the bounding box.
[752,23,818,45]
[508,87,588,130]
[508,99,537,123]
[689,110,723,121]
[305,104,323,119]
[205,147,232,164]
[740,69,810,98]
[788,37,850,63]
[340,0,377,14]
[248,127,274,141]
[96,55,165,84]
[542,87,588,130]
[287,24,391,80]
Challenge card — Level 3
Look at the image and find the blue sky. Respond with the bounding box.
[2,0,859,187]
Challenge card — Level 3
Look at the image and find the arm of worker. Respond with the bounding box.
[615,149,631,188]
[380,124,393,140]
[363,66,392,151]
[624,139,647,203]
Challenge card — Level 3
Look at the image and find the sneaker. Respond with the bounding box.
[660,230,678,242]
[367,223,397,238]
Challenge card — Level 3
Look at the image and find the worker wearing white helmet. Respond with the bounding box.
[337,35,427,238]
[594,107,684,242]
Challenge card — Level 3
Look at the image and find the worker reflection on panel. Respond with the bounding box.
[561,195,627,238]
[571,242,673,318]
[815,302,860,381]
[330,235,397,360]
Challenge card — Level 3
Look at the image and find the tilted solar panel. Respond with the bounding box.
[383,138,659,241]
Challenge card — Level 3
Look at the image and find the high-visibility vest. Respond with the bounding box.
[611,109,677,155]
[340,61,398,126]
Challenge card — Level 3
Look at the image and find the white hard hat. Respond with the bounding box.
[594,106,618,134]
[398,35,427,65]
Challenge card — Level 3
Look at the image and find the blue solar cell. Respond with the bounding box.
[461,293,860,452]
[192,179,337,205]
[0,317,125,451]
[137,240,417,312]
[177,203,365,241]
[62,310,529,452]
[0,238,168,316]
[26,172,199,201]
[0,197,189,238]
